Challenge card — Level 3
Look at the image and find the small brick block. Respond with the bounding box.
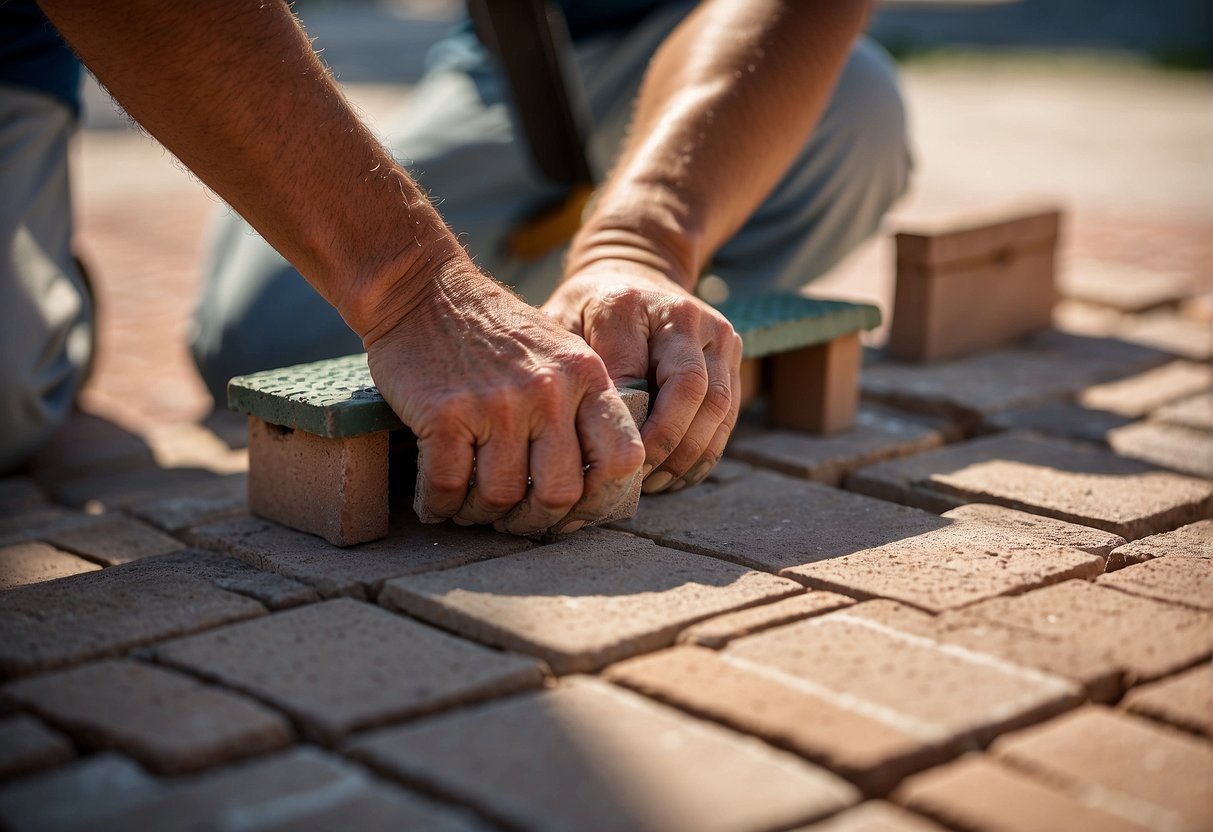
[893,755,1151,832]
[0,715,74,780]
[769,332,861,434]
[1108,421,1213,480]
[1079,360,1211,418]
[1098,555,1213,610]
[613,468,948,572]
[2,658,292,774]
[1059,259,1197,313]
[248,416,388,547]
[1105,520,1212,570]
[677,592,855,648]
[1153,392,1213,432]
[797,801,947,831]
[992,706,1213,832]
[150,598,544,743]
[379,528,801,674]
[940,503,1126,558]
[1122,666,1212,738]
[42,514,185,566]
[893,205,1061,267]
[347,677,859,832]
[0,754,162,832]
[0,542,100,590]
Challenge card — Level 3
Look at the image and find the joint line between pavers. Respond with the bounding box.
[714,652,946,742]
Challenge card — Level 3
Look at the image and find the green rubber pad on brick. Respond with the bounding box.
[714,294,881,360]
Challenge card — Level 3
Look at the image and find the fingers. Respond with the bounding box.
[454,416,529,526]
[414,429,474,523]
[495,417,586,536]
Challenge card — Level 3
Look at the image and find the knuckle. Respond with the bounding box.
[533,479,583,512]
[701,381,732,422]
[477,485,524,512]
[427,468,469,494]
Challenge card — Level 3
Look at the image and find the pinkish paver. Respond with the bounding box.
[1121,666,1212,738]
[1125,311,1213,362]
[149,598,544,743]
[1098,556,1213,610]
[0,541,100,590]
[677,591,855,648]
[992,706,1213,832]
[42,513,185,565]
[1107,421,1213,480]
[1152,393,1213,432]
[795,801,946,831]
[1078,360,1210,419]
[347,676,859,832]
[0,715,74,780]
[1106,520,1212,570]
[2,658,292,774]
[1058,259,1197,313]
[380,529,801,673]
[940,503,1125,558]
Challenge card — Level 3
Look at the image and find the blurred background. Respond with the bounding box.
[70,0,1212,437]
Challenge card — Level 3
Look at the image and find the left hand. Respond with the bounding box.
[542,258,743,493]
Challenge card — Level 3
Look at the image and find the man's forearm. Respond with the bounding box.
[566,0,870,289]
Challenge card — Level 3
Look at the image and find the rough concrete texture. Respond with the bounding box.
[992,707,1213,832]
[726,405,950,486]
[614,468,948,572]
[979,400,1135,444]
[893,755,1151,832]
[127,473,248,533]
[1059,258,1197,313]
[380,529,800,674]
[1107,421,1213,480]
[0,542,101,590]
[2,659,292,775]
[150,598,544,743]
[0,754,162,832]
[1098,556,1213,610]
[940,503,1125,557]
[677,591,855,648]
[1079,360,1211,418]
[189,513,531,599]
[0,552,265,679]
[42,513,185,566]
[793,801,947,831]
[1152,392,1213,432]
[1105,520,1212,570]
[347,676,859,832]
[0,715,74,781]
[1121,666,1212,738]
[784,521,1104,613]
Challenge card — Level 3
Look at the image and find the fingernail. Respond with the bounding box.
[642,463,654,479]
[452,516,474,526]
[667,478,688,493]
[555,520,586,534]
[643,471,673,493]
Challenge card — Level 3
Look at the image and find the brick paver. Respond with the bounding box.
[1152,392,1213,432]
[1121,666,1212,738]
[347,676,859,832]
[677,591,855,648]
[0,754,162,832]
[796,801,946,831]
[50,464,238,512]
[150,598,543,743]
[614,468,948,572]
[1078,360,1211,418]
[1098,555,1213,610]
[41,514,185,566]
[1105,520,1212,570]
[1125,311,1213,362]
[0,715,73,780]
[0,542,101,590]
[189,513,532,599]
[979,400,1134,444]
[2,658,292,774]
[126,473,247,533]
[992,706,1213,832]
[1108,421,1213,479]
[1058,258,1196,313]
[940,503,1125,557]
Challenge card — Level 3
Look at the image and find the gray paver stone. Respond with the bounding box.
[979,401,1134,444]
[42,514,186,565]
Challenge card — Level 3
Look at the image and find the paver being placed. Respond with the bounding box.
[1078,360,1211,419]
[150,598,544,743]
[1152,392,1213,432]
[1108,421,1213,480]
[1121,666,1212,738]
[2,658,293,774]
[0,551,265,679]
[0,754,162,832]
[347,676,859,832]
[190,513,531,599]
[42,513,185,566]
[676,591,855,648]
[892,755,1151,832]
[614,468,948,572]
[785,520,1104,613]
[1058,259,1196,313]
[940,503,1125,557]
[380,529,800,673]
[979,400,1135,444]
[794,801,946,831]
[1098,556,1213,610]
[1105,520,1212,570]
[0,542,100,590]
[992,706,1213,832]
[0,715,74,780]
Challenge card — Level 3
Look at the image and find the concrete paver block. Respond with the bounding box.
[794,801,947,831]
[1079,360,1211,419]
[380,528,801,674]
[128,473,248,533]
[0,542,100,590]
[1105,520,1212,570]
[1121,666,1212,738]
[940,503,1126,558]
[347,676,859,832]
[1059,259,1197,313]
[50,465,238,513]
[1152,392,1213,432]
[677,591,854,648]
[1107,421,1213,480]
[42,514,186,566]
[0,715,74,781]
[992,706,1213,832]
[1098,555,1213,610]
[979,400,1135,444]
[893,754,1151,832]
[149,598,544,743]
[189,513,531,599]
[2,658,293,775]
[0,754,162,832]
[614,468,948,572]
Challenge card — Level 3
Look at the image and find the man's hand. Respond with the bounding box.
[366,265,645,534]
[542,259,742,494]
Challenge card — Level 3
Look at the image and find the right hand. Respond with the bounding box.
[363,264,645,536]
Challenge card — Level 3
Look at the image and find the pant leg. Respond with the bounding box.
[0,84,92,475]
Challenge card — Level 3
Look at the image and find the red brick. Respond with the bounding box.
[42,514,185,566]
[796,801,946,831]
[0,715,74,780]
[992,706,1213,832]
[941,503,1125,557]
[150,598,543,743]
[2,658,292,774]
[1108,421,1213,480]
[893,755,1151,832]
[0,754,162,831]
[347,677,859,832]
[1059,259,1197,313]
[0,542,100,590]
[1152,392,1213,432]
[677,592,855,648]
[1098,556,1213,610]
[1079,360,1210,419]
[1122,666,1212,738]
[1106,520,1212,570]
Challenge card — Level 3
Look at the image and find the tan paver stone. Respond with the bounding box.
[614,469,948,572]
[151,598,544,743]
[979,400,1134,444]
[1098,556,1213,610]
[1079,360,1211,419]
[2,658,292,775]
[677,591,854,648]
[41,514,185,566]
[1153,393,1213,432]
[794,801,946,831]
[128,473,247,533]
[189,513,531,599]
[893,755,1151,832]
[0,754,162,832]
[941,503,1126,557]
[1059,259,1197,313]
[347,676,859,832]
[380,529,802,673]
[1121,666,1212,738]
[1106,520,1213,570]
[725,405,950,486]
[1108,421,1213,480]
[784,521,1104,613]
[0,542,100,590]
[0,551,266,679]
[992,706,1213,832]
[0,715,74,780]
[1125,312,1213,362]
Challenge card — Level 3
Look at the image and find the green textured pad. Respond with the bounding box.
[716,294,880,360]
